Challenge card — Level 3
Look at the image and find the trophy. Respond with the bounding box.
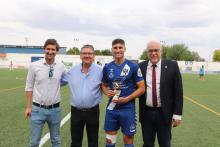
[112,81,121,100]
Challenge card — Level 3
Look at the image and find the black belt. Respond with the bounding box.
[33,102,60,109]
[145,105,162,110]
[72,105,99,112]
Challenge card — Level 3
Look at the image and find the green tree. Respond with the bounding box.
[162,45,170,59]
[94,50,102,55]
[166,44,188,60]
[191,51,205,61]
[101,49,112,56]
[213,49,220,62]
[139,49,148,60]
[180,50,194,61]
[66,47,80,55]
[139,43,204,61]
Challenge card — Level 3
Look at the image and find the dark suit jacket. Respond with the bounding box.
[138,59,183,124]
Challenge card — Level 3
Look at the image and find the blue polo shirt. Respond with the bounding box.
[62,63,103,108]
[102,59,143,109]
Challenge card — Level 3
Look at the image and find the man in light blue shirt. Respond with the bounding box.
[62,44,103,147]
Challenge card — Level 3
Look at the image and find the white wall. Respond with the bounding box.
[0,53,115,68]
[1,53,220,73]
[178,61,220,72]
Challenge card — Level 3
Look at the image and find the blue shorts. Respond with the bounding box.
[104,107,137,135]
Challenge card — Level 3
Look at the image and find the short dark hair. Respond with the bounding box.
[112,38,125,46]
[80,44,94,53]
[43,39,60,51]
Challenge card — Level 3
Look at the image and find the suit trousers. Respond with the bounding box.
[141,106,171,147]
[71,105,99,147]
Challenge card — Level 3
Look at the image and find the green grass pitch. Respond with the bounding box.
[0,69,219,147]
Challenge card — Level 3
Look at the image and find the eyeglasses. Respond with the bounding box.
[49,66,54,78]
[113,46,123,49]
[81,52,94,56]
[148,49,160,53]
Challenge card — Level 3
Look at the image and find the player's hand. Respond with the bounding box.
[112,97,129,104]
[172,119,182,127]
[25,107,31,118]
[106,90,115,98]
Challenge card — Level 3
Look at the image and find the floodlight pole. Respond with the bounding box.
[73,38,79,55]
[25,37,29,46]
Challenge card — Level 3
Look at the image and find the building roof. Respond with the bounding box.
[0,45,67,54]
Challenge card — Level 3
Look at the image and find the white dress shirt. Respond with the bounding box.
[146,59,181,120]
[146,59,162,107]
[25,58,66,105]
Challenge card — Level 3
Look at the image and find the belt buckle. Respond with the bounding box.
[44,105,51,109]
[81,108,89,111]
[39,104,44,108]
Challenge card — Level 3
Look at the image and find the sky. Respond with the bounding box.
[0,0,219,61]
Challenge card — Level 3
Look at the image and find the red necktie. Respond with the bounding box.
[152,65,158,107]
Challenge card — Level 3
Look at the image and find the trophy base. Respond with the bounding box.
[112,97,119,100]
[112,94,120,100]
[112,89,121,101]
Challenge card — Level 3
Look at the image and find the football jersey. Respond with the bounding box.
[102,59,143,108]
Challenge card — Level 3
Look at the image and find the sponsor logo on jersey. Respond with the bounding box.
[109,72,114,78]
[108,68,114,78]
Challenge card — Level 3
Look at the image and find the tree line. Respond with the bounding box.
[66,44,220,62]
[140,44,205,61]
[66,47,112,56]
[213,50,220,62]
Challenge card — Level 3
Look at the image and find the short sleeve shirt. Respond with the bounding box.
[102,59,143,108]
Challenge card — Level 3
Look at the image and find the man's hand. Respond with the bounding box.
[106,90,115,98]
[25,107,31,118]
[172,119,182,127]
[112,97,130,104]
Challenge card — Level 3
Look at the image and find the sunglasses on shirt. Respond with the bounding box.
[49,66,54,78]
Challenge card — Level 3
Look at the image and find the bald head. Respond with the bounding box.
[147,40,162,64]
[147,41,162,51]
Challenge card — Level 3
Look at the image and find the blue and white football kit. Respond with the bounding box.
[102,59,143,135]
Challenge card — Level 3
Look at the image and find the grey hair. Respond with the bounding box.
[147,40,162,50]
[80,44,94,53]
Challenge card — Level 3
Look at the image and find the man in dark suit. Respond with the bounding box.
[138,41,183,147]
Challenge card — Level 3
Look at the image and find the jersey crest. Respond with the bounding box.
[120,64,130,76]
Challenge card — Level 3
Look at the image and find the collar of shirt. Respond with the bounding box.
[148,59,162,69]
[80,63,94,74]
[113,58,127,67]
[42,58,57,66]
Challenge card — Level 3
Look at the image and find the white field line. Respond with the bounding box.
[0,85,24,92]
[39,112,71,147]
